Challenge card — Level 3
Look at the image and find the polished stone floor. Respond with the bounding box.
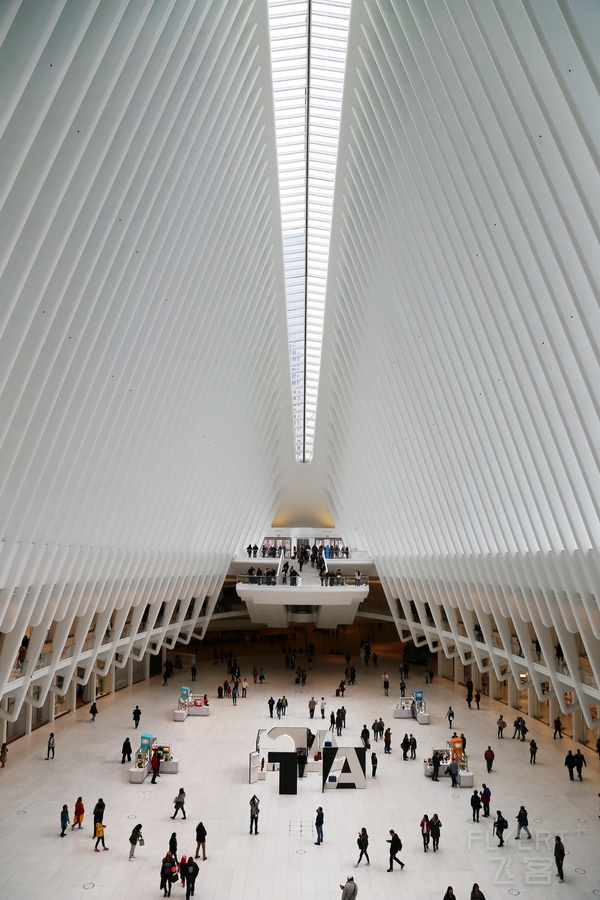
[0,633,598,900]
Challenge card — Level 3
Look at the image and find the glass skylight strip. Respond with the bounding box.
[268,0,350,462]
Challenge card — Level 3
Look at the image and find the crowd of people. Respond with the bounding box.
[37,626,599,899]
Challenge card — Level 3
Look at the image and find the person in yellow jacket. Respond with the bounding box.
[94,820,109,851]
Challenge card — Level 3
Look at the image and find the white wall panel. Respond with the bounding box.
[318,0,600,723]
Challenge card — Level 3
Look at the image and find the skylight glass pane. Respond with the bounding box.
[269,0,350,462]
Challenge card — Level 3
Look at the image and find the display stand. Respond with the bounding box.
[174,688,210,720]
[423,742,471,786]
[129,734,179,783]
[174,687,191,721]
[394,693,429,723]
[188,693,210,716]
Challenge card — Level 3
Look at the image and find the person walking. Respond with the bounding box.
[371,751,378,778]
[315,807,324,845]
[129,823,143,859]
[529,739,538,764]
[574,749,586,780]
[383,675,389,696]
[484,746,495,773]
[493,810,507,846]
[340,875,358,899]
[386,829,404,871]
[308,697,316,718]
[89,701,98,723]
[515,805,532,839]
[443,888,456,899]
[93,798,105,832]
[356,827,370,865]
[320,697,326,719]
[419,814,431,851]
[280,695,287,715]
[171,788,186,819]
[132,706,141,729]
[195,821,207,859]
[160,852,176,897]
[474,691,481,709]
[399,680,406,697]
[0,742,7,767]
[470,790,482,823]
[553,716,563,738]
[446,707,454,729]
[122,737,132,764]
[183,857,199,899]
[231,684,238,705]
[60,804,70,837]
[268,696,275,717]
[250,795,260,834]
[497,715,506,738]
[168,832,178,864]
[47,732,55,759]
[564,750,576,781]
[480,784,491,817]
[471,885,487,899]
[431,751,441,781]
[554,835,565,882]
[360,725,370,747]
[430,814,442,851]
[73,797,85,829]
[94,819,109,851]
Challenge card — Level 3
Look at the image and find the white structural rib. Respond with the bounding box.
[319,0,600,724]
[0,0,291,720]
[268,0,350,461]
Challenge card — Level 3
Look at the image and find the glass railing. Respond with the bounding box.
[35,650,53,670]
[236,574,368,587]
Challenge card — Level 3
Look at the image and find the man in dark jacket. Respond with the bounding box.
[122,737,132,764]
[554,835,565,882]
[574,749,586,780]
[431,751,441,781]
[183,857,199,898]
[386,829,404,870]
[564,750,577,781]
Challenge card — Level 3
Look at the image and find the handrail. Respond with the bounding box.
[236,574,368,587]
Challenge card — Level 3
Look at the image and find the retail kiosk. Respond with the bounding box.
[423,740,472,787]
[129,733,179,783]
[393,691,430,723]
[174,686,210,721]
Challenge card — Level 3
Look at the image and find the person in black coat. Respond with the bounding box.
[371,751,378,777]
[564,750,577,781]
[121,737,132,764]
[183,857,199,899]
[169,832,178,864]
[386,829,404,870]
[195,821,207,860]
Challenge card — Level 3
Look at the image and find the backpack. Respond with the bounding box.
[498,816,508,829]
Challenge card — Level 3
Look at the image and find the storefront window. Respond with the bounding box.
[96,673,110,698]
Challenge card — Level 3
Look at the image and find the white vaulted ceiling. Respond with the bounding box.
[1,0,599,724]
[0,0,293,712]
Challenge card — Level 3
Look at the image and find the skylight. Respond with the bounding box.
[268,0,351,462]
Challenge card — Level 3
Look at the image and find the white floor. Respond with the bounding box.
[1,635,599,900]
